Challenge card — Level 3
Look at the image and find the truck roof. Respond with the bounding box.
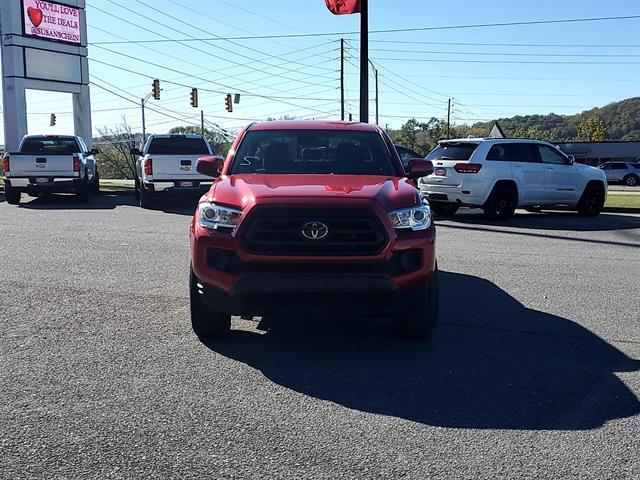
[149,134,207,139]
[249,120,381,132]
[439,137,552,145]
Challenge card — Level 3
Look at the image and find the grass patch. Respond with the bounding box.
[605,194,640,209]
[100,179,134,191]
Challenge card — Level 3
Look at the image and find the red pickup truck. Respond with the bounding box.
[189,121,438,339]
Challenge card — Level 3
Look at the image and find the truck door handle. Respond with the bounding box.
[36,157,47,163]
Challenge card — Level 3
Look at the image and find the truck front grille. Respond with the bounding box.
[242,207,388,256]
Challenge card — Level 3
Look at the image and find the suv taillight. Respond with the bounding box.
[144,158,153,175]
[73,154,82,172]
[454,163,482,173]
[1,153,9,173]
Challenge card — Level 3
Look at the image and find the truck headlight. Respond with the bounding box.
[198,202,242,230]
[387,203,432,231]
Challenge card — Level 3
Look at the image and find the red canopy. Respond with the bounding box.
[325,0,361,15]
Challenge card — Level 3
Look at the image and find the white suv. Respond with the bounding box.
[420,138,608,219]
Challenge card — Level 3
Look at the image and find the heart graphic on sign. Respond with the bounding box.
[27,7,44,27]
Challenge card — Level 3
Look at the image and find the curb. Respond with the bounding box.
[602,206,640,214]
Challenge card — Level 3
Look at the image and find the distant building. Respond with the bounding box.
[557,141,640,167]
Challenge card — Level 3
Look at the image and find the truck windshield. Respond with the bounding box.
[147,137,210,155]
[231,130,396,175]
[427,143,478,161]
[20,137,79,154]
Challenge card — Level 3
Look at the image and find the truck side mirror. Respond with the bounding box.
[406,159,433,179]
[90,148,100,155]
[196,155,224,177]
[130,148,142,156]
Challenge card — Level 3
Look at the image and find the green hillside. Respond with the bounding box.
[472,97,640,141]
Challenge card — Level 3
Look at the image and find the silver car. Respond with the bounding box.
[599,161,640,186]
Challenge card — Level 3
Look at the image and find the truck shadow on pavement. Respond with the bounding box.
[16,192,196,215]
[203,271,640,430]
[440,210,639,232]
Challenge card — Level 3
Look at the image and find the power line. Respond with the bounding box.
[371,57,640,65]
[88,14,640,44]
[369,48,639,58]
[368,39,640,48]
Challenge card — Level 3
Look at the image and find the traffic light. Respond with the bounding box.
[225,93,233,113]
[50,113,56,126]
[152,79,160,100]
[190,88,198,108]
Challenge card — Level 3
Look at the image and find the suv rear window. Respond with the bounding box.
[147,137,209,155]
[20,137,79,154]
[426,143,478,161]
[230,129,397,176]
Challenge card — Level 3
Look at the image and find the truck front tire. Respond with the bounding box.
[4,183,21,205]
[393,269,439,339]
[190,268,231,338]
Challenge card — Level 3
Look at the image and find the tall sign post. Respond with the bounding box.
[325,0,367,123]
[0,0,91,150]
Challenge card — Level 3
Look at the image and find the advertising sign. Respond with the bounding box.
[22,0,81,44]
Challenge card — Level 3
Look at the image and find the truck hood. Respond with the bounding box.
[206,174,421,211]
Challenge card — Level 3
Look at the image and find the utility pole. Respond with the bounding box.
[340,38,345,121]
[447,98,451,140]
[359,0,368,123]
[374,66,378,125]
[201,110,204,135]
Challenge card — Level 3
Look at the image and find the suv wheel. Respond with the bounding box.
[139,182,154,209]
[393,268,439,339]
[4,183,21,205]
[430,202,459,217]
[577,183,605,216]
[623,174,638,187]
[483,184,517,220]
[190,267,231,338]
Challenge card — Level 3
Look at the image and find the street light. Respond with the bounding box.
[368,59,378,125]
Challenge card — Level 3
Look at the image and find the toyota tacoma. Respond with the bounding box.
[189,121,438,338]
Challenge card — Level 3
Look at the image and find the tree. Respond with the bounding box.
[578,117,608,142]
[95,118,138,179]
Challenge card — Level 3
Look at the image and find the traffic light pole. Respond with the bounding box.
[359,0,368,123]
[140,92,154,143]
[340,38,345,121]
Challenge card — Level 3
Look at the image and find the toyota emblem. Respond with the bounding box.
[301,221,329,240]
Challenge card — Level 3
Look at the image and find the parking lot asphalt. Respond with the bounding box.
[1,193,639,479]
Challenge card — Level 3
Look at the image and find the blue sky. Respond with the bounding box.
[2,0,639,142]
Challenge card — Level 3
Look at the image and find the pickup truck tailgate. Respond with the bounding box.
[151,154,213,180]
[9,154,74,176]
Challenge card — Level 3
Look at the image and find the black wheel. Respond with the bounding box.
[430,202,460,217]
[623,174,638,187]
[393,269,439,339]
[139,183,154,209]
[76,175,90,203]
[4,182,21,205]
[483,184,517,220]
[90,169,100,195]
[577,183,605,217]
[190,267,231,338]
[134,177,141,199]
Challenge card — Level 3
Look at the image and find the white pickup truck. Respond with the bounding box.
[131,134,215,209]
[1,135,99,205]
